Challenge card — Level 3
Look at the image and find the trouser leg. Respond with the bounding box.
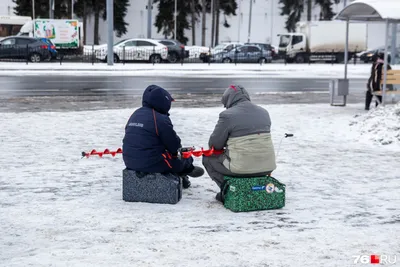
[365,90,373,110]
[202,155,235,188]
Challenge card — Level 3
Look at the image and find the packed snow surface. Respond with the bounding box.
[1,104,399,267]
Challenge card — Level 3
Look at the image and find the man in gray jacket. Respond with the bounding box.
[202,85,276,200]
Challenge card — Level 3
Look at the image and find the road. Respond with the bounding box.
[0,75,368,95]
[0,75,369,112]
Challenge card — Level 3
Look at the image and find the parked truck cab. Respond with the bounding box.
[278,33,307,63]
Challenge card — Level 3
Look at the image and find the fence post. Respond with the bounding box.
[234,45,237,66]
[180,47,184,66]
[91,44,94,65]
[354,48,357,65]
[284,51,287,65]
[152,46,155,65]
[208,47,211,66]
[123,45,125,65]
[26,44,29,65]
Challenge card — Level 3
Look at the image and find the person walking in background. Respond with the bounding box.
[365,52,392,110]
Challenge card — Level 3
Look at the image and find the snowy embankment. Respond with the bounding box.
[0,62,395,78]
[350,102,400,146]
[1,104,399,267]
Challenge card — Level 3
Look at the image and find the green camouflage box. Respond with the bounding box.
[221,176,286,212]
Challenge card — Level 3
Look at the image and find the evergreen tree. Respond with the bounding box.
[102,0,130,37]
[279,0,340,32]
[74,0,130,44]
[13,0,68,19]
[153,0,191,44]
[214,0,237,45]
[279,0,304,32]
[315,0,340,20]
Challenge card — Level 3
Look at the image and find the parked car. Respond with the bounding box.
[358,46,396,63]
[211,45,272,63]
[245,42,276,58]
[0,36,51,62]
[200,42,242,62]
[155,39,189,63]
[185,45,209,60]
[95,38,168,63]
[37,37,57,60]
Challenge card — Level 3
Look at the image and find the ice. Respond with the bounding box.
[0,104,399,266]
[1,62,397,78]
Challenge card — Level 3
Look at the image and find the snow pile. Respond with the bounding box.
[1,104,399,266]
[350,102,400,146]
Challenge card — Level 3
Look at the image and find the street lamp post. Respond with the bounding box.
[174,0,177,40]
[107,0,114,65]
[32,0,35,19]
[247,0,253,43]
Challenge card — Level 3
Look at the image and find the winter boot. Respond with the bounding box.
[187,166,205,178]
[181,175,191,189]
[215,192,223,203]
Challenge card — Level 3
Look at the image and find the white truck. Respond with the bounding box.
[18,19,83,53]
[277,21,367,63]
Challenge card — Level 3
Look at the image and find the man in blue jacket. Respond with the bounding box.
[122,85,204,188]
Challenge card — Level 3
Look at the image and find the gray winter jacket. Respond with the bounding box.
[208,85,276,174]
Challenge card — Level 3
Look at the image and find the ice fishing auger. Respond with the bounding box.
[81,133,294,159]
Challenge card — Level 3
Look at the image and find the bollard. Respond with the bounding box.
[260,46,263,66]
[332,49,334,65]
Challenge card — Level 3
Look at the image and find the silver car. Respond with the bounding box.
[212,45,272,63]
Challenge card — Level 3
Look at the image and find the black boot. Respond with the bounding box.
[187,166,205,178]
[215,192,222,202]
[181,175,191,189]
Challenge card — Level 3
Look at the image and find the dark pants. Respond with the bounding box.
[365,90,382,110]
[133,157,194,178]
[202,155,272,188]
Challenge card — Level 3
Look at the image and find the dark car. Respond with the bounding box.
[156,39,189,63]
[358,46,396,63]
[37,38,57,60]
[245,42,277,59]
[0,36,51,62]
[211,45,272,63]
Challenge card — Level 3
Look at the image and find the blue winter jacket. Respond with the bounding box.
[122,85,188,173]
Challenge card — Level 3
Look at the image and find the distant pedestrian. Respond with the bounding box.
[365,52,391,110]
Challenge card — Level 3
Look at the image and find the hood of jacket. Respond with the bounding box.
[221,85,250,108]
[142,85,174,114]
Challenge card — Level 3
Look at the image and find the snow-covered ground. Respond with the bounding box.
[1,104,399,267]
[350,102,400,146]
[0,62,395,78]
